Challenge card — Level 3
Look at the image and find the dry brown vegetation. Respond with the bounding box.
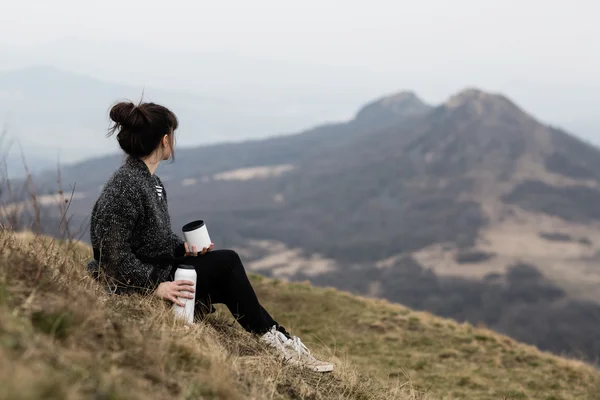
[1,229,600,399]
[0,230,423,400]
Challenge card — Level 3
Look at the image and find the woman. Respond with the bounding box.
[88,101,333,373]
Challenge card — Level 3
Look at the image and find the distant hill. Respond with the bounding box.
[5,87,600,364]
[0,66,342,163]
[1,150,56,179]
[2,229,599,400]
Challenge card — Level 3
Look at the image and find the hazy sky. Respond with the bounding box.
[1,0,599,144]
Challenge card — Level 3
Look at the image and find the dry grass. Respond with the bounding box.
[252,278,600,400]
[1,230,600,399]
[0,230,423,400]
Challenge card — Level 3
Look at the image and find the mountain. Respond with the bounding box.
[2,230,599,399]
[0,66,346,163]
[5,88,600,364]
[1,150,56,179]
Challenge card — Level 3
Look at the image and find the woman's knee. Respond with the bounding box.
[220,249,243,269]
[222,249,241,262]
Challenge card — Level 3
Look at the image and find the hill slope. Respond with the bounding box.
[1,229,599,400]
[5,87,600,364]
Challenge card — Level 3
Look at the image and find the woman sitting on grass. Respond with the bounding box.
[87,101,333,373]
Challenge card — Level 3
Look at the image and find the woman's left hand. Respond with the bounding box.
[184,242,214,256]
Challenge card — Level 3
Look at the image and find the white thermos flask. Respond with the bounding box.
[172,264,197,324]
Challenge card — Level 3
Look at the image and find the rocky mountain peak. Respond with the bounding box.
[354,91,432,123]
[442,88,527,120]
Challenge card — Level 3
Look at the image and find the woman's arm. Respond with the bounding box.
[94,189,161,293]
[171,232,186,257]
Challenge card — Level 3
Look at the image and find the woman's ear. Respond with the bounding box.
[162,134,170,148]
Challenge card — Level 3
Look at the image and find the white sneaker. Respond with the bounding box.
[284,335,334,373]
[261,326,291,355]
[260,326,333,373]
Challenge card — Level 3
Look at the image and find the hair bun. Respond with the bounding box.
[109,102,142,128]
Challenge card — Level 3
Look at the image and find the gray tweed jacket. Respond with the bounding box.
[88,156,186,294]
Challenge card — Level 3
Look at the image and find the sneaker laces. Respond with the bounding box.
[287,336,315,360]
[275,330,290,344]
[263,326,289,347]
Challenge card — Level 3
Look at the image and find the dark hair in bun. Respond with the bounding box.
[108,101,178,160]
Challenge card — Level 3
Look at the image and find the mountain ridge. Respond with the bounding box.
[4,86,600,364]
[0,66,350,162]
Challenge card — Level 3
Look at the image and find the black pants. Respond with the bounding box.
[176,249,283,335]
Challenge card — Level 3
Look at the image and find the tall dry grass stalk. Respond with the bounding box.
[0,142,88,244]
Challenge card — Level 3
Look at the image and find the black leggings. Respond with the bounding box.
[175,249,282,335]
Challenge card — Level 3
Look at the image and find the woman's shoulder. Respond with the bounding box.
[100,164,146,200]
[106,166,139,188]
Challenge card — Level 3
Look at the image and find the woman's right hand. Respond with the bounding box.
[155,280,195,307]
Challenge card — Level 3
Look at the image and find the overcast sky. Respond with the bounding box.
[1,0,599,145]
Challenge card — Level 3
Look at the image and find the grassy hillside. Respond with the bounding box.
[1,229,599,399]
[17,88,600,364]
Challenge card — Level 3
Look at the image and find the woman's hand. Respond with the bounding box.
[155,280,195,307]
[184,242,214,256]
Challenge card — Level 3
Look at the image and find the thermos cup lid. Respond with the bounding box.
[177,264,196,270]
[182,220,205,232]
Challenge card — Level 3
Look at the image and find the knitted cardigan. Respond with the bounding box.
[89,156,186,294]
